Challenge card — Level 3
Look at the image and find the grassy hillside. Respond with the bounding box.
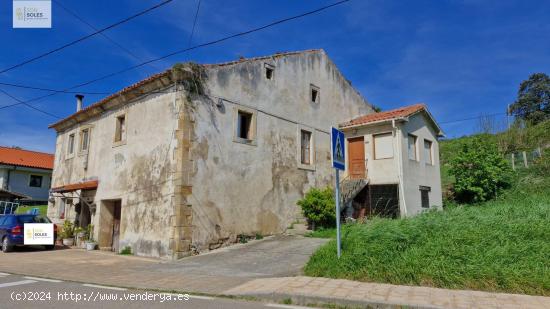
[304,168,550,295]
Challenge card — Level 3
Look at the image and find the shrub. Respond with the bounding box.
[119,246,132,255]
[449,138,513,203]
[297,187,335,229]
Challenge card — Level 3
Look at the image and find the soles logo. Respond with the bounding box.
[24,223,54,245]
[13,0,51,28]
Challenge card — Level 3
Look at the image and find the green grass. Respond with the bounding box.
[14,205,48,215]
[304,170,550,295]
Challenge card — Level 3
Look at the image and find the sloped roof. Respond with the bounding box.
[340,103,444,136]
[49,49,337,131]
[0,146,54,170]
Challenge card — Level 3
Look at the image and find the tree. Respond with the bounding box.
[509,73,550,125]
[449,138,513,203]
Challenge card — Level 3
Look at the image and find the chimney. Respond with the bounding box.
[75,94,84,112]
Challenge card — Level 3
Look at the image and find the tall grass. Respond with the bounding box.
[304,170,550,295]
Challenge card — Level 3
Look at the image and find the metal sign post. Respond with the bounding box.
[331,127,345,258]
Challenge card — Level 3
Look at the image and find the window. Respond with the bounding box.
[265,63,274,80]
[408,134,417,161]
[67,133,75,155]
[80,128,90,152]
[237,111,252,140]
[114,115,126,143]
[424,139,433,165]
[420,186,431,208]
[29,175,43,188]
[300,130,312,165]
[310,84,320,103]
[373,133,393,159]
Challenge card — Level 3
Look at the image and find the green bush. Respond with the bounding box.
[449,138,513,203]
[297,187,335,229]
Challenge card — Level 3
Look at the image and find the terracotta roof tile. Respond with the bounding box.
[340,103,426,128]
[0,146,54,170]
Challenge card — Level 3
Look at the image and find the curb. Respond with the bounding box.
[232,291,442,309]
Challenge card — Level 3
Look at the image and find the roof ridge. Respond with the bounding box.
[0,146,54,156]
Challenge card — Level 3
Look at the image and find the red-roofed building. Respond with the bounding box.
[0,146,54,202]
[337,103,444,218]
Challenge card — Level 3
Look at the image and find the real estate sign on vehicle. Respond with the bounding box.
[24,223,54,245]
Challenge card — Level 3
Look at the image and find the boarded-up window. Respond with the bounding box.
[67,134,75,155]
[424,139,433,165]
[408,134,417,160]
[420,186,431,208]
[80,128,90,152]
[373,133,393,159]
[300,130,312,165]
[115,115,126,143]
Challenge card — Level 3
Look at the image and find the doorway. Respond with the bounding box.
[99,200,122,252]
[348,136,366,179]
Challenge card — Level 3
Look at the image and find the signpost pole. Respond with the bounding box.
[331,126,345,259]
[335,168,341,258]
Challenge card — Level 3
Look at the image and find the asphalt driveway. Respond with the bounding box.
[0,235,327,294]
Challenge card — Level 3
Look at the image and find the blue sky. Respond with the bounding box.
[1,0,549,153]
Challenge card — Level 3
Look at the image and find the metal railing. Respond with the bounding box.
[0,201,19,215]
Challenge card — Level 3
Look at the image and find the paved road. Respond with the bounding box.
[0,273,313,309]
[0,235,327,294]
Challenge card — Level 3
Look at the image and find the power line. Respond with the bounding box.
[439,112,507,125]
[0,81,110,94]
[0,0,173,75]
[0,88,61,119]
[0,0,351,113]
[53,0,163,72]
[188,0,202,47]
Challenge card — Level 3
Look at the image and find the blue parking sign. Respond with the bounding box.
[331,127,345,170]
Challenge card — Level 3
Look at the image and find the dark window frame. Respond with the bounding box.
[29,175,43,188]
[420,186,431,208]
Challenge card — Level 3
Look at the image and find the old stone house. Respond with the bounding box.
[338,104,444,219]
[47,49,376,258]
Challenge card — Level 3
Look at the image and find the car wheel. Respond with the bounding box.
[45,245,55,250]
[2,237,13,253]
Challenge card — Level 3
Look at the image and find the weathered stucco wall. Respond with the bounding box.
[399,113,443,216]
[185,50,373,251]
[48,86,181,258]
[342,123,399,184]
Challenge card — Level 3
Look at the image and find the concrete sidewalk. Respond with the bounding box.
[224,276,550,309]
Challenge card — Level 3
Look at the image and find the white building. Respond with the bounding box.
[338,103,444,218]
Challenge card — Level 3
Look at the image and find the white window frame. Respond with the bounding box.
[373,132,394,160]
[66,132,76,159]
[424,139,433,165]
[79,125,92,155]
[233,106,257,146]
[408,134,418,161]
[297,125,315,170]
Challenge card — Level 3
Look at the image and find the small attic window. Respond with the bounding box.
[264,63,274,80]
[310,84,320,103]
